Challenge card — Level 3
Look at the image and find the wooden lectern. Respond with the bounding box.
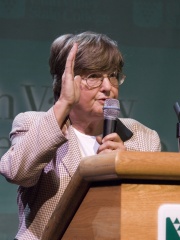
[42,151,180,240]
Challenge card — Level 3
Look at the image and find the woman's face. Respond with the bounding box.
[70,73,119,122]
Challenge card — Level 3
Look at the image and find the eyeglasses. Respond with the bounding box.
[82,72,126,89]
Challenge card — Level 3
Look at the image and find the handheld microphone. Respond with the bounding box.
[103,99,120,138]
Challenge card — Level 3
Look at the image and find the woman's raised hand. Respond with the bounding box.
[59,43,82,107]
[53,43,82,128]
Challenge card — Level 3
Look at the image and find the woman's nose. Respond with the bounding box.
[101,77,112,90]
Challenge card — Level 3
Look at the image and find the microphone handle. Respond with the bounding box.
[103,118,117,138]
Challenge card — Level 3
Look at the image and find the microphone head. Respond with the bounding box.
[103,99,120,119]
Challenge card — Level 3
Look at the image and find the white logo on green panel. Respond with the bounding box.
[158,204,180,240]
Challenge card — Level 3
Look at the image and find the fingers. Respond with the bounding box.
[61,42,78,85]
[96,135,102,145]
[97,133,126,154]
[65,43,78,73]
[97,141,126,153]
[101,133,122,144]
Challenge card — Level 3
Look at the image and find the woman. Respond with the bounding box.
[0,31,161,240]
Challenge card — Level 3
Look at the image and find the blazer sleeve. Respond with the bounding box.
[120,118,161,152]
[0,107,68,187]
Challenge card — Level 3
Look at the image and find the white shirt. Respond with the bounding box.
[73,127,100,157]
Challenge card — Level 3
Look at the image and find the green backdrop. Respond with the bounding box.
[0,0,180,238]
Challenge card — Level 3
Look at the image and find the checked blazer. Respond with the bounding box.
[0,107,161,240]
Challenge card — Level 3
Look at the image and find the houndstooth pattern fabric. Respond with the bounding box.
[0,107,161,240]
